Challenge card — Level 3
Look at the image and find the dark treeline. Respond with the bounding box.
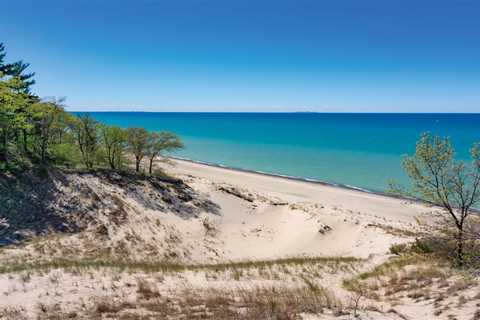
[0,43,183,173]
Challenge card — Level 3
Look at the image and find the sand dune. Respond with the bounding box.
[0,161,477,319]
[167,159,433,262]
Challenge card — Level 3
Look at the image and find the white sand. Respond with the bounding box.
[165,159,434,262]
[0,159,477,320]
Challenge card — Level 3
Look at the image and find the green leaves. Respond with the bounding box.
[0,42,185,176]
[101,125,127,169]
[147,131,184,156]
[145,131,184,174]
[126,127,149,172]
[399,132,480,265]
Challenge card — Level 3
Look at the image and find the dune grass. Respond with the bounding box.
[0,255,362,275]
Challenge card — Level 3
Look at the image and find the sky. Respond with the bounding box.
[1,0,479,112]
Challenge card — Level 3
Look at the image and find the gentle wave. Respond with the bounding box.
[84,112,480,193]
[170,155,383,196]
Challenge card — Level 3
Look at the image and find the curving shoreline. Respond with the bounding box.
[167,155,423,204]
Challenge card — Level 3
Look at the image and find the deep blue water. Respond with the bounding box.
[78,112,480,192]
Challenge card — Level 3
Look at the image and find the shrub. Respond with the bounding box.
[389,243,408,255]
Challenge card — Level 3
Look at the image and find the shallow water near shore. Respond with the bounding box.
[80,112,480,192]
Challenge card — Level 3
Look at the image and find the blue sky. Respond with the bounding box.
[1,0,479,112]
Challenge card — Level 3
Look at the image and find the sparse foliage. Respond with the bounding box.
[392,133,480,266]
[28,100,65,162]
[100,125,126,169]
[146,131,184,174]
[126,127,149,172]
[68,115,99,169]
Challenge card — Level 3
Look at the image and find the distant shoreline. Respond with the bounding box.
[170,156,480,214]
[170,156,480,213]
[70,111,480,114]
[169,156,410,200]
[82,111,479,205]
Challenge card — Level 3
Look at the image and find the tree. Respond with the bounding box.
[69,115,99,169]
[126,127,148,172]
[0,43,37,154]
[101,125,126,169]
[395,133,480,266]
[0,78,30,166]
[0,43,11,75]
[146,131,184,175]
[5,60,35,93]
[28,101,65,163]
[0,81,16,164]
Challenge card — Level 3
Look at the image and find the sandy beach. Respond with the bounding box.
[162,158,433,261]
[0,159,477,319]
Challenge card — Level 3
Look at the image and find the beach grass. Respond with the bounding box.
[0,255,362,275]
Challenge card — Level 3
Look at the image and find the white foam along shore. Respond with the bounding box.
[168,155,431,205]
[167,157,433,226]
[170,156,384,193]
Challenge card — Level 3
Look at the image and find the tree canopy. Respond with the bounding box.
[0,42,183,173]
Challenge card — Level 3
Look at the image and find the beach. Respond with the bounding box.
[1,158,479,319]
[160,158,433,262]
[2,2,479,317]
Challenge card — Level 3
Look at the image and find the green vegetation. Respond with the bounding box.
[0,43,183,173]
[126,127,149,172]
[146,131,184,174]
[100,124,127,169]
[391,133,480,266]
[0,255,361,275]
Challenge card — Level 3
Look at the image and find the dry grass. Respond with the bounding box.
[0,255,362,276]
[0,255,369,319]
[342,252,478,315]
[366,223,418,237]
[31,285,348,320]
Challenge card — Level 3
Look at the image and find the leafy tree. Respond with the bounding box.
[0,43,37,154]
[146,131,183,175]
[393,133,480,265]
[68,115,99,169]
[126,127,148,172]
[0,43,185,175]
[0,78,30,166]
[100,125,126,169]
[28,101,65,162]
[0,81,15,164]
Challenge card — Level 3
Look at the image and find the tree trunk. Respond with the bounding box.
[108,149,115,169]
[135,158,140,172]
[149,157,153,175]
[456,229,465,266]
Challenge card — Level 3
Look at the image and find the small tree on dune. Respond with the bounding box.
[68,114,99,169]
[146,131,184,175]
[101,125,126,169]
[126,127,148,172]
[393,133,480,266]
[29,100,65,163]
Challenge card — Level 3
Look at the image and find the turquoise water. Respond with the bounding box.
[80,112,480,192]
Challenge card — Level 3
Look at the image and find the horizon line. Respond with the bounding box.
[66,109,480,114]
